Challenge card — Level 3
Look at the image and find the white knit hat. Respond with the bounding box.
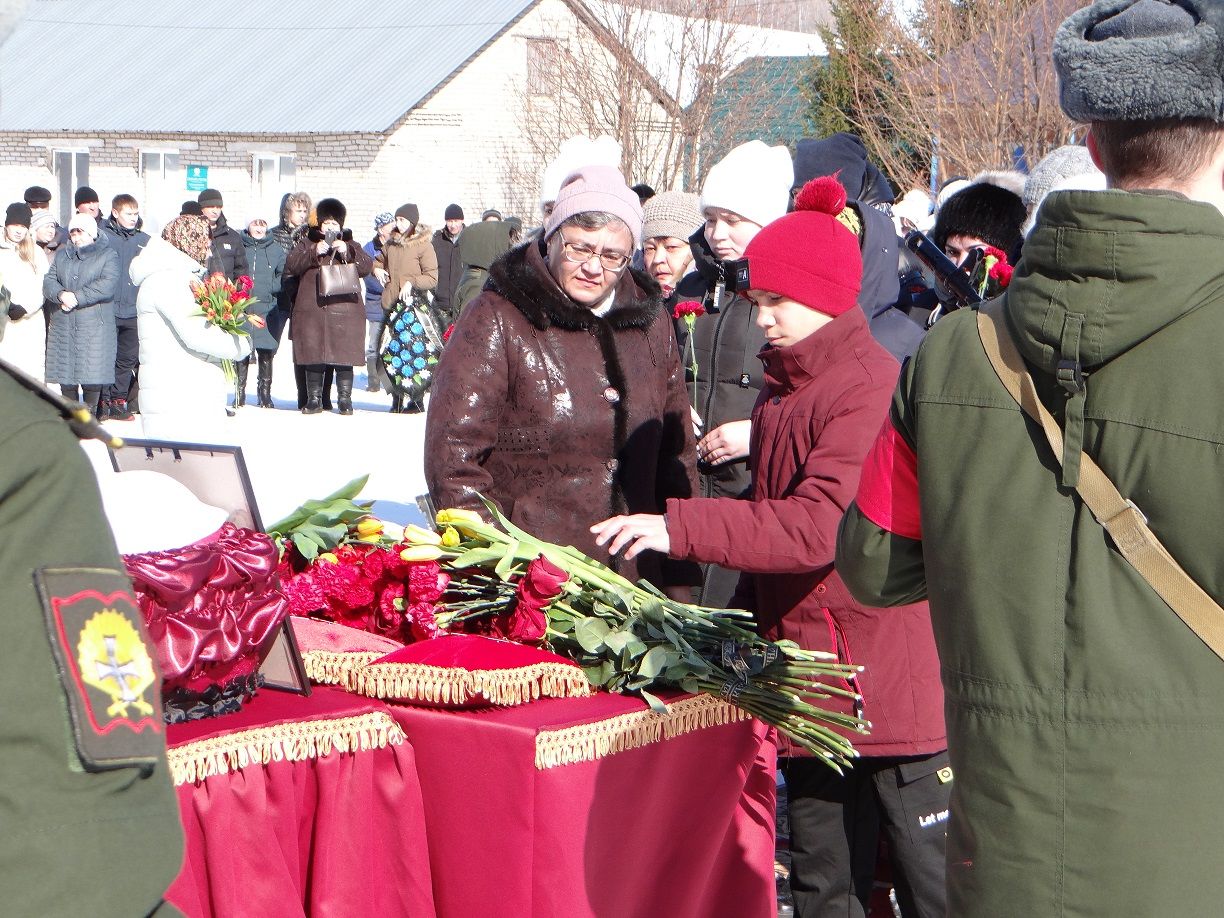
[539,135,622,207]
[67,212,98,240]
[699,140,794,229]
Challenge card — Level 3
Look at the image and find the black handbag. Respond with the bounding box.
[316,252,361,303]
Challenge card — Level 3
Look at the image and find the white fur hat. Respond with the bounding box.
[539,135,622,207]
[699,140,794,229]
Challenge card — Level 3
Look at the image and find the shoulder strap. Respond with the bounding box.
[977,299,1224,661]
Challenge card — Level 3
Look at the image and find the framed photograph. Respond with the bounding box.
[108,439,264,531]
[109,438,310,696]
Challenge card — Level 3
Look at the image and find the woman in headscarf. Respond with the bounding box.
[129,214,252,442]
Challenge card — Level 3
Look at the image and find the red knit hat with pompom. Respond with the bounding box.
[743,176,862,316]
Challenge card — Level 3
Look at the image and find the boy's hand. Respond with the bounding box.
[590,514,670,560]
[698,419,751,466]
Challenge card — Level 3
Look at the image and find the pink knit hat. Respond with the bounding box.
[544,165,643,245]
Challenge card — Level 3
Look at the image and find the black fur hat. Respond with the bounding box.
[932,181,1026,262]
[314,197,347,228]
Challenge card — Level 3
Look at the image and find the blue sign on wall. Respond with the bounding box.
[185,165,209,191]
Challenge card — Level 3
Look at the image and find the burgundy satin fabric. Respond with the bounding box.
[125,523,289,693]
[166,688,435,917]
[389,691,777,917]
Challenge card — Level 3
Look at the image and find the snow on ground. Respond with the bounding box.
[80,345,431,534]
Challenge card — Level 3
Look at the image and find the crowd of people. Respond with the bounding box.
[10,0,1224,914]
[0,184,528,434]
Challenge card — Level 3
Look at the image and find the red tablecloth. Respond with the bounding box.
[165,687,435,918]
[389,692,777,918]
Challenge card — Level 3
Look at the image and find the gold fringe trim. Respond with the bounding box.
[348,660,593,707]
[301,650,384,686]
[534,694,751,770]
[167,710,405,786]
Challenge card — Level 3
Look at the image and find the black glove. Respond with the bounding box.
[6,304,26,321]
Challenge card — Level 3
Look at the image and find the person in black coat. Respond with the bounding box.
[100,194,150,421]
[431,203,464,327]
[197,188,249,282]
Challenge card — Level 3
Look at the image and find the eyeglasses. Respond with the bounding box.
[558,235,630,272]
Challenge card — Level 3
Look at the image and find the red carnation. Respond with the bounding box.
[505,556,569,643]
[672,301,705,321]
[443,323,455,343]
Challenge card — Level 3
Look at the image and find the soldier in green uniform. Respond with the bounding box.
[0,361,184,916]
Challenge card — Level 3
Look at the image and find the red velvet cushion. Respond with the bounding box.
[349,633,592,708]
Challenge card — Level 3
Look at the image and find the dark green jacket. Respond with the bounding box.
[836,189,1224,916]
[0,367,184,916]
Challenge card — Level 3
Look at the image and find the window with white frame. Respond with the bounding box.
[253,154,296,222]
[140,150,182,228]
[52,150,89,224]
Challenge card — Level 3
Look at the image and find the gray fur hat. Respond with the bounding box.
[1055,0,1224,123]
[1022,145,1098,212]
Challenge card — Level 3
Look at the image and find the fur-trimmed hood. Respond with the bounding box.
[486,240,663,332]
[385,223,432,248]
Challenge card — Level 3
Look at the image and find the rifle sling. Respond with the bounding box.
[976,299,1224,662]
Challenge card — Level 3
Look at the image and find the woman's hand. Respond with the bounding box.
[331,239,346,254]
[698,419,751,466]
[374,267,390,285]
[59,291,78,311]
[590,514,670,560]
[315,240,329,255]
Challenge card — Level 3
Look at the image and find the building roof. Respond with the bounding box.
[0,0,538,133]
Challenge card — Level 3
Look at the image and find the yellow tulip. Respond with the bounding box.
[403,524,442,545]
[400,544,443,562]
[440,526,461,547]
[435,508,485,534]
[358,533,382,543]
[355,518,384,537]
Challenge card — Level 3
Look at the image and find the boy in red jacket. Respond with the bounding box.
[592,178,948,918]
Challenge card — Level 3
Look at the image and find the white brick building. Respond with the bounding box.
[0,0,822,236]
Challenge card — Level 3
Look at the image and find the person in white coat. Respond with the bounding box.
[130,214,251,443]
[0,203,50,381]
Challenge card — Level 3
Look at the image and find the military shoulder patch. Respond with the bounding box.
[36,567,165,771]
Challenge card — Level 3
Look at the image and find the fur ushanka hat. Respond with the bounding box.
[1055,0,1224,123]
[314,198,347,228]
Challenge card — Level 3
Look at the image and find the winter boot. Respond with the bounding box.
[390,391,404,414]
[256,351,275,408]
[295,363,308,410]
[322,366,335,411]
[366,356,381,392]
[109,397,134,422]
[404,393,425,415]
[97,398,111,421]
[302,369,324,415]
[234,357,249,408]
[336,367,354,415]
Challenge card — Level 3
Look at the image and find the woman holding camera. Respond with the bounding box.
[285,198,373,415]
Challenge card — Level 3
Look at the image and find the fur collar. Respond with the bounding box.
[386,224,432,247]
[487,240,662,332]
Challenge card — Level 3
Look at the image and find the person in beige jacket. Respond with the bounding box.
[374,203,438,312]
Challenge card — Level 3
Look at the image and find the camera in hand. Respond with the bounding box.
[323,229,340,245]
[722,258,751,294]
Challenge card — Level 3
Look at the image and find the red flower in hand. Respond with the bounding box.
[672,301,705,321]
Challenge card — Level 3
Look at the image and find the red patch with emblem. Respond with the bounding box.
[36,568,165,771]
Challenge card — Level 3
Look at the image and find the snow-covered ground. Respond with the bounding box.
[80,344,431,534]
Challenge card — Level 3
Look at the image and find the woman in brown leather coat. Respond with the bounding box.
[424,166,699,594]
[285,197,373,415]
